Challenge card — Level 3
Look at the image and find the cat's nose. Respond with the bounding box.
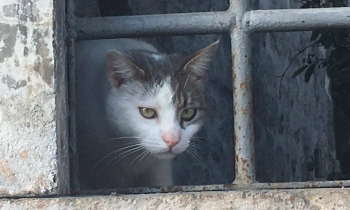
[162,132,180,149]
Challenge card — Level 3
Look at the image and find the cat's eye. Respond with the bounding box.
[181,108,197,121]
[139,107,157,119]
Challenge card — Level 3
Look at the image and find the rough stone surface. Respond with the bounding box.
[0,0,59,196]
[1,189,350,209]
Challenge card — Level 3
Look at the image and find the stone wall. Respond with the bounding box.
[0,0,68,196]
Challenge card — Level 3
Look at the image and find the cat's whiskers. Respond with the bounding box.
[190,137,206,152]
[103,146,145,178]
[130,150,150,167]
[189,142,204,152]
[105,146,146,186]
[93,143,145,183]
[93,143,144,170]
[184,146,203,165]
[186,149,201,165]
[191,147,203,163]
[111,143,144,154]
[111,146,145,163]
[107,147,144,169]
[121,150,151,184]
[138,150,151,163]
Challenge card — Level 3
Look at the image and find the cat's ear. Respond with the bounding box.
[182,40,220,85]
[106,50,145,87]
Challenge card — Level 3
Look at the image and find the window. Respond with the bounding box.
[67,0,350,195]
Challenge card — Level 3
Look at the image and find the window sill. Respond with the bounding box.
[1,188,350,209]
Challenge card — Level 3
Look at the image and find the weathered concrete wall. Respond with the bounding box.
[1,188,350,209]
[0,0,66,196]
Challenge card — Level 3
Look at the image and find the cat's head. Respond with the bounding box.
[106,40,219,159]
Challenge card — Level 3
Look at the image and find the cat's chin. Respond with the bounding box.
[153,152,177,160]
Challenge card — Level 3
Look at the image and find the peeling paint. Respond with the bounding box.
[32,29,54,85]
[1,75,27,90]
[0,23,16,63]
[2,4,17,18]
[18,25,28,45]
[17,0,40,22]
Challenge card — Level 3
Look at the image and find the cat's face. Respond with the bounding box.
[106,41,219,159]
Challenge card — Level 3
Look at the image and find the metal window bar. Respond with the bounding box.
[67,0,350,194]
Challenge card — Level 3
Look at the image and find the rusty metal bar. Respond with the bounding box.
[80,180,350,195]
[74,7,350,40]
[75,11,235,39]
[230,0,255,186]
[244,7,350,32]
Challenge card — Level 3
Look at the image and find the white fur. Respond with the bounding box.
[106,77,201,160]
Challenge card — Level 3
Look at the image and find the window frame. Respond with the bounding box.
[66,0,350,195]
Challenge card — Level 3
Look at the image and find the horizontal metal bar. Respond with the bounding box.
[245,7,350,32]
[80,180,350,195]
[75,11,235,40]
[74,7,350,40]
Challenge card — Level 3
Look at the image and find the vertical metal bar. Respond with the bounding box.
[230,0,256,185]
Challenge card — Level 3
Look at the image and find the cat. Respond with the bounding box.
[75,38,219,189]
